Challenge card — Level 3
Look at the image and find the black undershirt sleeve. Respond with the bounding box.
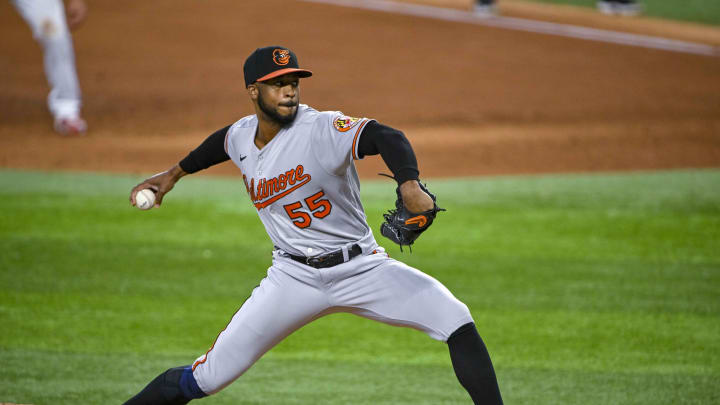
[178,125,232,174]
[357,121,419,185]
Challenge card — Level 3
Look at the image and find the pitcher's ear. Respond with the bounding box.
[247,84,258,99]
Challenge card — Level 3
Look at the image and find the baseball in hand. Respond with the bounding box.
[135,189,156,210]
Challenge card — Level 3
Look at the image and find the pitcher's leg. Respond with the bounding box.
[448,323,503,405]
[124,366,199,405]
[123,263,329,403]
[337,257,473,340]
[191,266,330,395]
[334,255,501,404]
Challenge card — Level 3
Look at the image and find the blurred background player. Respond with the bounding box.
[10,0,88,135]
[597,0,643,16]
[474,0,497,17]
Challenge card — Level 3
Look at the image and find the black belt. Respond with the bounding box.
[287,244,362,269]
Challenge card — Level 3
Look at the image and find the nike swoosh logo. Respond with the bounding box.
[405,215,427,228]
[239,155,247,161]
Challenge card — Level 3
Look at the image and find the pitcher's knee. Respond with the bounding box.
[417,289,474,341]
[443,300,474,339]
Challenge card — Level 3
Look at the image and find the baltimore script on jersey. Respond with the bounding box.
[243,163,310,209]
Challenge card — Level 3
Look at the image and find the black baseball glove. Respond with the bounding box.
[380,178,446,251]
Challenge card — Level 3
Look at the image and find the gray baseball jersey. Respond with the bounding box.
[226,104,377,257]
[190,104,473,395]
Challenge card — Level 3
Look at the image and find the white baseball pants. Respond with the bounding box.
[191,251,473,395]
[11,0,82,120]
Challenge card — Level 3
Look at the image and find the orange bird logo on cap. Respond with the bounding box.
[273,49,291,66]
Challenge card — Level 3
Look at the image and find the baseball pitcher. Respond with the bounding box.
[124,46,503,405]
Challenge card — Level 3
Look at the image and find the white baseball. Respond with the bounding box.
[135,189,156,210]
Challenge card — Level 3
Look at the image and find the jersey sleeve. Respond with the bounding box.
[225,118,251,168]
[312,111,374,174]
[225,123,239,166]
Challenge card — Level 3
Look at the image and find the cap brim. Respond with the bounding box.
[256,68,313,83]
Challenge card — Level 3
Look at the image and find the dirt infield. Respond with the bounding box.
[1,0,719,178]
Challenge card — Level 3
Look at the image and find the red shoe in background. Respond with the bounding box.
[54,116,87,135]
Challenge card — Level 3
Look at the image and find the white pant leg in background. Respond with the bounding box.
[11,0,82,119]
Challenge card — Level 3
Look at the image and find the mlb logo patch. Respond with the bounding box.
[333,116,361,132]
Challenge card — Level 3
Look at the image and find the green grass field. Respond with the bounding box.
[1,168,719,404]
[527,0,720,25]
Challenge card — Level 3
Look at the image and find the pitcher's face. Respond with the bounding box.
[251,73,301,126]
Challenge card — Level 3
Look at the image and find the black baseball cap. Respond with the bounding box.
[243,46,313,87]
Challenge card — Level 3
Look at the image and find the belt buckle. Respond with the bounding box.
[307,256,323,267]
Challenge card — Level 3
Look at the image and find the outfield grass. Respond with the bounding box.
[526,0,720,25]
[1,168,719,404]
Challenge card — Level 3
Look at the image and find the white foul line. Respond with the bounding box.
[299,0,719,57]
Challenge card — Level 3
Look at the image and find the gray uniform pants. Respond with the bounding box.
[191,251,473,395]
